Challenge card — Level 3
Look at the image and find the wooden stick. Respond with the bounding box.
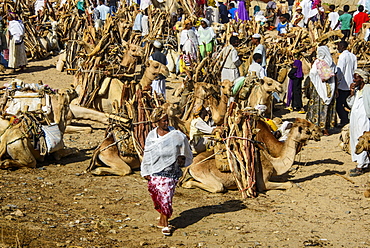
[335,173,355,184]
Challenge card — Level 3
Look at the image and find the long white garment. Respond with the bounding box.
[151,79,166,98]
[197,26,215,45]
[348,90,370,168]
[219,44,240,82]
[309,46,336,105]
[328,12,340,30]
[8,39,27,69]
[300,0,312,24]
[141,15,149,36]
[140,127,193,176]
[189,117,215,153]
[253,44,266,67]
[133,13,142,31]
[180,29,199,60]
[34,0,45,14]
[96,5,111,20]
[248,62,266,79]
[337,50,357,91]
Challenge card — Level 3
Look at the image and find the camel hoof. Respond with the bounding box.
[91,168,104,175]
[181,181,193,189]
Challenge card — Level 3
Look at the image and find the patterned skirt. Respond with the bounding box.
[148,176,178,218]
[306,82,337,130]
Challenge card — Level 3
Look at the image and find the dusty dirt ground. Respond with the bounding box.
[0,56,370,248]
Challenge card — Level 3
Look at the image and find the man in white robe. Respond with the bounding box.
[149,40,168,98]
[347,69,370,176]
[251,33,266,68]
[336,41,357,127]
[248,53,266,79]
[219,36,241,82]
[189,106,216,154]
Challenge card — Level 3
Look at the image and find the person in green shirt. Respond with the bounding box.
[334,5,352,40]
[76,0,85,17]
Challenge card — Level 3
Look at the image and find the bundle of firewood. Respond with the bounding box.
[223,106,259,198]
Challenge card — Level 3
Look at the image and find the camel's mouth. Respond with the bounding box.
[355,146,364,154]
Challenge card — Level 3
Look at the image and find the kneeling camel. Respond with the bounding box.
[180,118,321,193]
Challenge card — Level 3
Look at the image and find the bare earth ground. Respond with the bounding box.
[0,56,370,248]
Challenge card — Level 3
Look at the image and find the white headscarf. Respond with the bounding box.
[197,19,216,45]
[309,46,337,105]
[8,20,25,43]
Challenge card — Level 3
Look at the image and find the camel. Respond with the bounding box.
[247,77,283,116]
[355,131,370,155]
[207,80,233,125]
[0,88,78,169]
[120,42,144,74]
[74,59,169,113]
[87,126,141,176]
[77,62,169,175]
[339,124,350,154]
[139,59,170,89]
[180,118,320,193]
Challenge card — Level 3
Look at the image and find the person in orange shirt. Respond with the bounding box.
[353,5,369,35]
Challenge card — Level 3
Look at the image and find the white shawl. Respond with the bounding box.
[198,26,215,45]
[140,127,193,177]
[309,46,336,105]
[8,20,25,43]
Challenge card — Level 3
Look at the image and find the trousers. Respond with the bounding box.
[336,89,350,125]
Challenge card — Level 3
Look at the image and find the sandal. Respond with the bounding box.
[285,107,293,112]
[349,168,363,177]
[162,226,172,236]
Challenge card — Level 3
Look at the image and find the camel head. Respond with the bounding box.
[128,43,144,58]
[120,42,144,67]
[291,119,322,144]
[355,131,370,154]
[162,102,182,117]
[219,80,233,96]
[50,88,78,133]
[295,118,321,141]
[260,77,283,94]
[194,82,218,101]
[143,60,170,81]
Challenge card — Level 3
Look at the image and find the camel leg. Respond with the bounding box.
[69,104,109,124]
[6,141,37,168]
[264,181,293,190]
[94,152,132,176]
[0,159,35,169]
[91,165,131,176]
[65,126,92,134]
[258,160,293,191]
[95,148,132,176]
[52,148,79,161]
[182,176,226,193]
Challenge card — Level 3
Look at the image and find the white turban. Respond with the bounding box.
[201,18,210,26]
[355,69,370,84]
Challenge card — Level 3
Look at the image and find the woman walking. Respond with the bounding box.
[141,110,192,236]
[306,46,337,135]
[180,19,199,67]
